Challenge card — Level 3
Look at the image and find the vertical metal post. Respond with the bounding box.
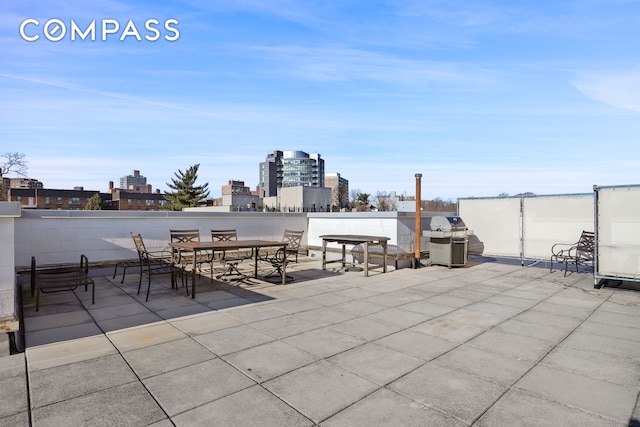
[415,173,422,263]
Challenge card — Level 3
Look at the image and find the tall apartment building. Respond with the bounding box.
[259,150,325,197]
[325,172,349,209]
[120,170,147,191]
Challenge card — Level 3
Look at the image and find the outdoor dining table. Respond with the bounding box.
[168,239,289,298]
[319,234,390,277]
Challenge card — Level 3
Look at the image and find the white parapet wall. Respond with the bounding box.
[14,210,308,268]
[0,203,21,328]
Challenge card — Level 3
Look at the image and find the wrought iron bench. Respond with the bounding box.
[550,230,595,276]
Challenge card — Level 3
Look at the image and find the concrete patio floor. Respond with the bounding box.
[2,256,640,426]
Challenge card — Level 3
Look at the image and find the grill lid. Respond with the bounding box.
[430,216,467,232]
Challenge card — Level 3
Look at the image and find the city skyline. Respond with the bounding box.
[2,1,639,200]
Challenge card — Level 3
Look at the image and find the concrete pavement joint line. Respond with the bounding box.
[72,287,177,424]
[23,353,33,427]
[280,269,531,425]
[467,274,618,425]
[345,269,588,425]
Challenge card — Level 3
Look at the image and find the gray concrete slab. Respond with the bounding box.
[283,326,367,358]
[327,342,423,385]
[515,364,638,423]
[476,388,625,427]
[29,354,137,408]
[172,385,314,426]
[30,381,167,426]
[122,337,216,379]
[322,388,466,427]
[194,324,276,355]
[106,322,188,352]
[434,344,535,385]
[389,362,508,424]
[143,358,255,417]
[223,340,318,383]
[374,329,458,361]
[250,313,322,338]
[263,360,379,424]
[0,372,28,419]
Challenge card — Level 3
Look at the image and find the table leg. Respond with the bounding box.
[191,250,197,299]
[254,248,259,278]
[364,242,369,277]
[382,240,387,273]
[322,240,327,270]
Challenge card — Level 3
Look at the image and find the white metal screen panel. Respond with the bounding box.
[596,185,640,280]
[523,195,593,259]
[459,198,521,258]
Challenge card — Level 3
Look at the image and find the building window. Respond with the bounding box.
[128,199,132,206]
[70,197,81,204]
[146,199,154,206]
[45,196,50,204]
[57,197,62,204]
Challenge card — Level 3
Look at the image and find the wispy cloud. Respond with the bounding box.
[572,68,640,113]
[243,45,493,86]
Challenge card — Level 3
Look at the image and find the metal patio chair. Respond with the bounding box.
[210,229,252,281]
[131,232,173,301]
[170,229,213,285]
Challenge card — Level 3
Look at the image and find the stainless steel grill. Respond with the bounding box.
[423,216,473,267]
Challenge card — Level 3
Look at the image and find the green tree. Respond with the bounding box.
[356,193,370,211]
[164,164,210,211]
[85,193,103,210]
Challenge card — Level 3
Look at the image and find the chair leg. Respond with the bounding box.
[137,271,143,295]
[146,274,152,302]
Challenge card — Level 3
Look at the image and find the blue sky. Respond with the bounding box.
[1,1,639,200]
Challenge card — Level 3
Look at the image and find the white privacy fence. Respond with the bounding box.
[459,194,594,261]
[459,185,640,285]
[595,185,640,283]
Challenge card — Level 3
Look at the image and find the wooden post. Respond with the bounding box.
[415,173,422,264]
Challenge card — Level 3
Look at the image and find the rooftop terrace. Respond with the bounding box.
[2,256,639,426]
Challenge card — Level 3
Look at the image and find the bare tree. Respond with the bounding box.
[0,152,28,177]
[374,191,397,211]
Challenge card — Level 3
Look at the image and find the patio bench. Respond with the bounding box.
[308,244,415,269]
[351,244,416,269]
[550,230,595,276]
[31,254,95,311]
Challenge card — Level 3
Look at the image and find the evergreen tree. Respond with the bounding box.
[85,193,103,210]
[164,164,210,211]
